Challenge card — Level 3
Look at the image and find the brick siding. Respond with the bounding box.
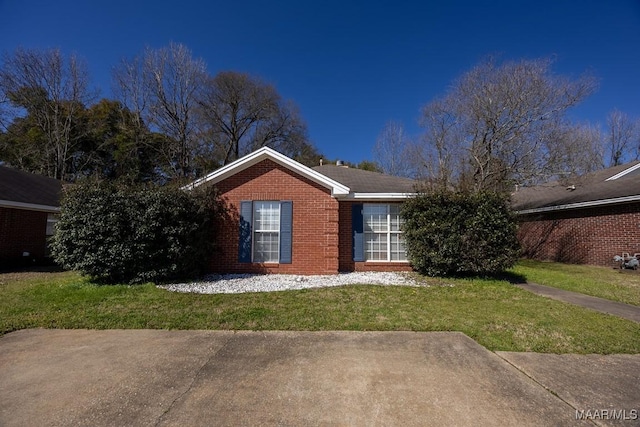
[0,207,48,268]
[518,202,640,266]
[209,160,413,274]
[211,159,340,275]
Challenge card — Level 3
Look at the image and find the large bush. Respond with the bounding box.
[401,191,520,276]
[51,181,220,284]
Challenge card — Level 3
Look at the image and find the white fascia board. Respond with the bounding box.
[347,192,416,201]
[606,163,640,181]
[516,194,640,215]
[183,147,350,197]
[0,200,60,213]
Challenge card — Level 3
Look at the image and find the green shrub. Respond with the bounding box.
[51,181,220,284]
[401,190,520,276]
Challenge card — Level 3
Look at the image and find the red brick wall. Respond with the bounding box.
[338,201,412,273]
[0,207,48,268]
[210,159,340,275]
[518,202,640,266]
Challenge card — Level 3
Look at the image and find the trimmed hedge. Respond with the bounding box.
[51,181,220,284]
[401,190,520,276]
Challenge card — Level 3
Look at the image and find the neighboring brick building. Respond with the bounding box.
[186,147,417,274]
[513,161,640,267]
[0,166,62,269]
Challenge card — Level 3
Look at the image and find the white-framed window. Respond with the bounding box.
[363,204,406,262]
[253,201,280,263]
[46,213,57,236]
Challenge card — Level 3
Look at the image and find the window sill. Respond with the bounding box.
[364,261,410,264]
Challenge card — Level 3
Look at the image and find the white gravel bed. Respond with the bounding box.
[159,271,421,294]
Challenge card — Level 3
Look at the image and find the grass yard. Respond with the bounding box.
[1,265,639,354]
[513,259,640,306]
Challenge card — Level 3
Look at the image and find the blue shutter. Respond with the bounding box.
[238,201,253,263]
[279,201,293,264]
[352,204,365,262]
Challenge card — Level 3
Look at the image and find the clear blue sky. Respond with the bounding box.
[1,0,639,164]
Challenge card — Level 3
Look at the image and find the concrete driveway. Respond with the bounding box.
[0,330,638,426]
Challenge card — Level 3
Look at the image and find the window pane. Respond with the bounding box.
[253,202,280,262]
[364,205,388,232]
[365,232,388,261]
[390,234,407,261]
[390,205,403,232]
[254,202,280,231]
[254,232,279,263]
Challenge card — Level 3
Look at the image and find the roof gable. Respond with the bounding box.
[185,147,418,199]
[184,147,350,197]
[0,166,62,212]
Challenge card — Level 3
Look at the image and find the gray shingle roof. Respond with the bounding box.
[312,165,417,193]
[512,161,640,212]
[0,166,62,209]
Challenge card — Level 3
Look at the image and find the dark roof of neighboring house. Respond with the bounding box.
[0,166,62,211]
[512,161,640,213]
[312,165,417,193]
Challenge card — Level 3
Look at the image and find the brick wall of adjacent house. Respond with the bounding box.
[210,159,340,275]
[338,200,413,273]
[518,202,640,266]
[0,207,48,269]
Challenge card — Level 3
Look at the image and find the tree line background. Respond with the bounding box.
[1,43,639,191]
[0,43,323,184]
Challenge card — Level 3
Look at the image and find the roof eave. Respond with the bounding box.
[0,200,60,213]
[345,192,416,201]
[516,194,640,215]
[606,162,640,181]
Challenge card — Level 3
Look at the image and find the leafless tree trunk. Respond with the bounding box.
[0,48,92,179]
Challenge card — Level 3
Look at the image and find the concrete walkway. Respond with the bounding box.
[515,282,640,323]
[1,329,639,426]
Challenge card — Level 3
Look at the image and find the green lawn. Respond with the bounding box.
[513,259,640,306]
[1,266,639,354]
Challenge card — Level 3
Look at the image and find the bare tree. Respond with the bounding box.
[545,123,604,181]
[195,71,309,166]
[0,47,93,179]
[606,109,640,166]
[416,99,465,187]
[112,54,147,141]
[114,42,207,179]
[373,120,413,177]
[419,56,597,192]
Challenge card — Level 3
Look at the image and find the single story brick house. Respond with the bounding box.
[186,147,417,274]
[513,161,640,266]
[0,165,61,269]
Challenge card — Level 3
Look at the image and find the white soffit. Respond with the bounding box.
[348,192,416,201]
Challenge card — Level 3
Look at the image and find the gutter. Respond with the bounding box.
[345,192,417,201]
[516,194,640,215]
[0,199,60,213]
